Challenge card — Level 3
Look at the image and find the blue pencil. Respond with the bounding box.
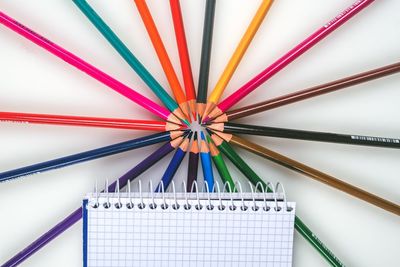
[155,132,192,192]
[0,131,185,183]
[199,131,214,191]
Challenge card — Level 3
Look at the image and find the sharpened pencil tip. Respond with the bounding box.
[193,132,198,140]
[205,128,213,136]
[187,131,193,139]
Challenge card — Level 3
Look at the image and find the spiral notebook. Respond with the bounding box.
[82,182,296,267]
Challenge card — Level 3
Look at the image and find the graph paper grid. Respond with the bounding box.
[83,193,296,267]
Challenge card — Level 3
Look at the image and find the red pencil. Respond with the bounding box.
[170,0,197,119]
[134,0,191,121]
[0,111,183,131]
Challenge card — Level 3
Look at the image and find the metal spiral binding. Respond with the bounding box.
[89,179,293,213]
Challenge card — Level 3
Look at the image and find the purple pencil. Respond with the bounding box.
[186,132,199,192]
[2,137,184,267]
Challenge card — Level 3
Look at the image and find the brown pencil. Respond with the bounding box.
[212,62,400,122]
[212,131,400,216]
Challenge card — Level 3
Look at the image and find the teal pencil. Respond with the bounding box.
[72,0,188,123]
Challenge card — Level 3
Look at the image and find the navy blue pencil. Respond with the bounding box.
[199,131,214,191]
[155,132,192,192]
[0,131,185,183]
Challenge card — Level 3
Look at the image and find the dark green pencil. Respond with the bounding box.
[209,132,345,267]
[206,135,236,192]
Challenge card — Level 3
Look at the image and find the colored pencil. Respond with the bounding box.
[200,131,214,191]
[206,135,236,192]
[1,138,184,267]
[134,0,190,121]
[208,122,400,149]
[0,131,184,183]
[216,132,400,216]
[208,132,344,266]
[213,61,400,122]
[155,133,192,192]
[207,0,375,120]
[209,132,264,187]
[72,0,187,123]
[0,111,184,131]
[170,0,197,119]
[196,0,216,119]
[203,0,274,119]
[0,12,182,125]
[187,132,199,192]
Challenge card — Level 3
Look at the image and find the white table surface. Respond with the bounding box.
[1,0,399,266]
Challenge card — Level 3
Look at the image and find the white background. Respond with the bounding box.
[1,0,399,266]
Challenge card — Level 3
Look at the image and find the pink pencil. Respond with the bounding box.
[207,0,375,119]
[0,11,181,125]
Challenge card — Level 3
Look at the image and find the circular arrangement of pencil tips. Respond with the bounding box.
[0,0,399,267]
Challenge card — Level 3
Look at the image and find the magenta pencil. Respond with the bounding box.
[208,0,375,119]
[0,11,181,125]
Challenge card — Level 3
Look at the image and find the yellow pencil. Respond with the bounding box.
[203,0,274,119]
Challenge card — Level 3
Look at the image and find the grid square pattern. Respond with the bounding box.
[84,194,295,267]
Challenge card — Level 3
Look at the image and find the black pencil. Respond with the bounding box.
[197,0,216,119]
[207,122,400,149]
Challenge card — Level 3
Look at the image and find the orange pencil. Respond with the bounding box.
[133,0,191,121]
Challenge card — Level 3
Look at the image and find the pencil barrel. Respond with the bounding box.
[231,135,400,216]
[227,62,400,120]
[187,152,199,192]
[0,132,171,183]
[223,123,400,149]
[197,0,216,103]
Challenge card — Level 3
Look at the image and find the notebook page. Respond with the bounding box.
[83,194,296,267]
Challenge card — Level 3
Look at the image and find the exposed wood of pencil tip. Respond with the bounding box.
[179,136,191,152]
[165,121,185,131]
[207,138,220,157]
[170,135,185,149]
[190,135,200,154]
[169,130,186,140]
[230,135,400,216]
[200,138,210,153]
